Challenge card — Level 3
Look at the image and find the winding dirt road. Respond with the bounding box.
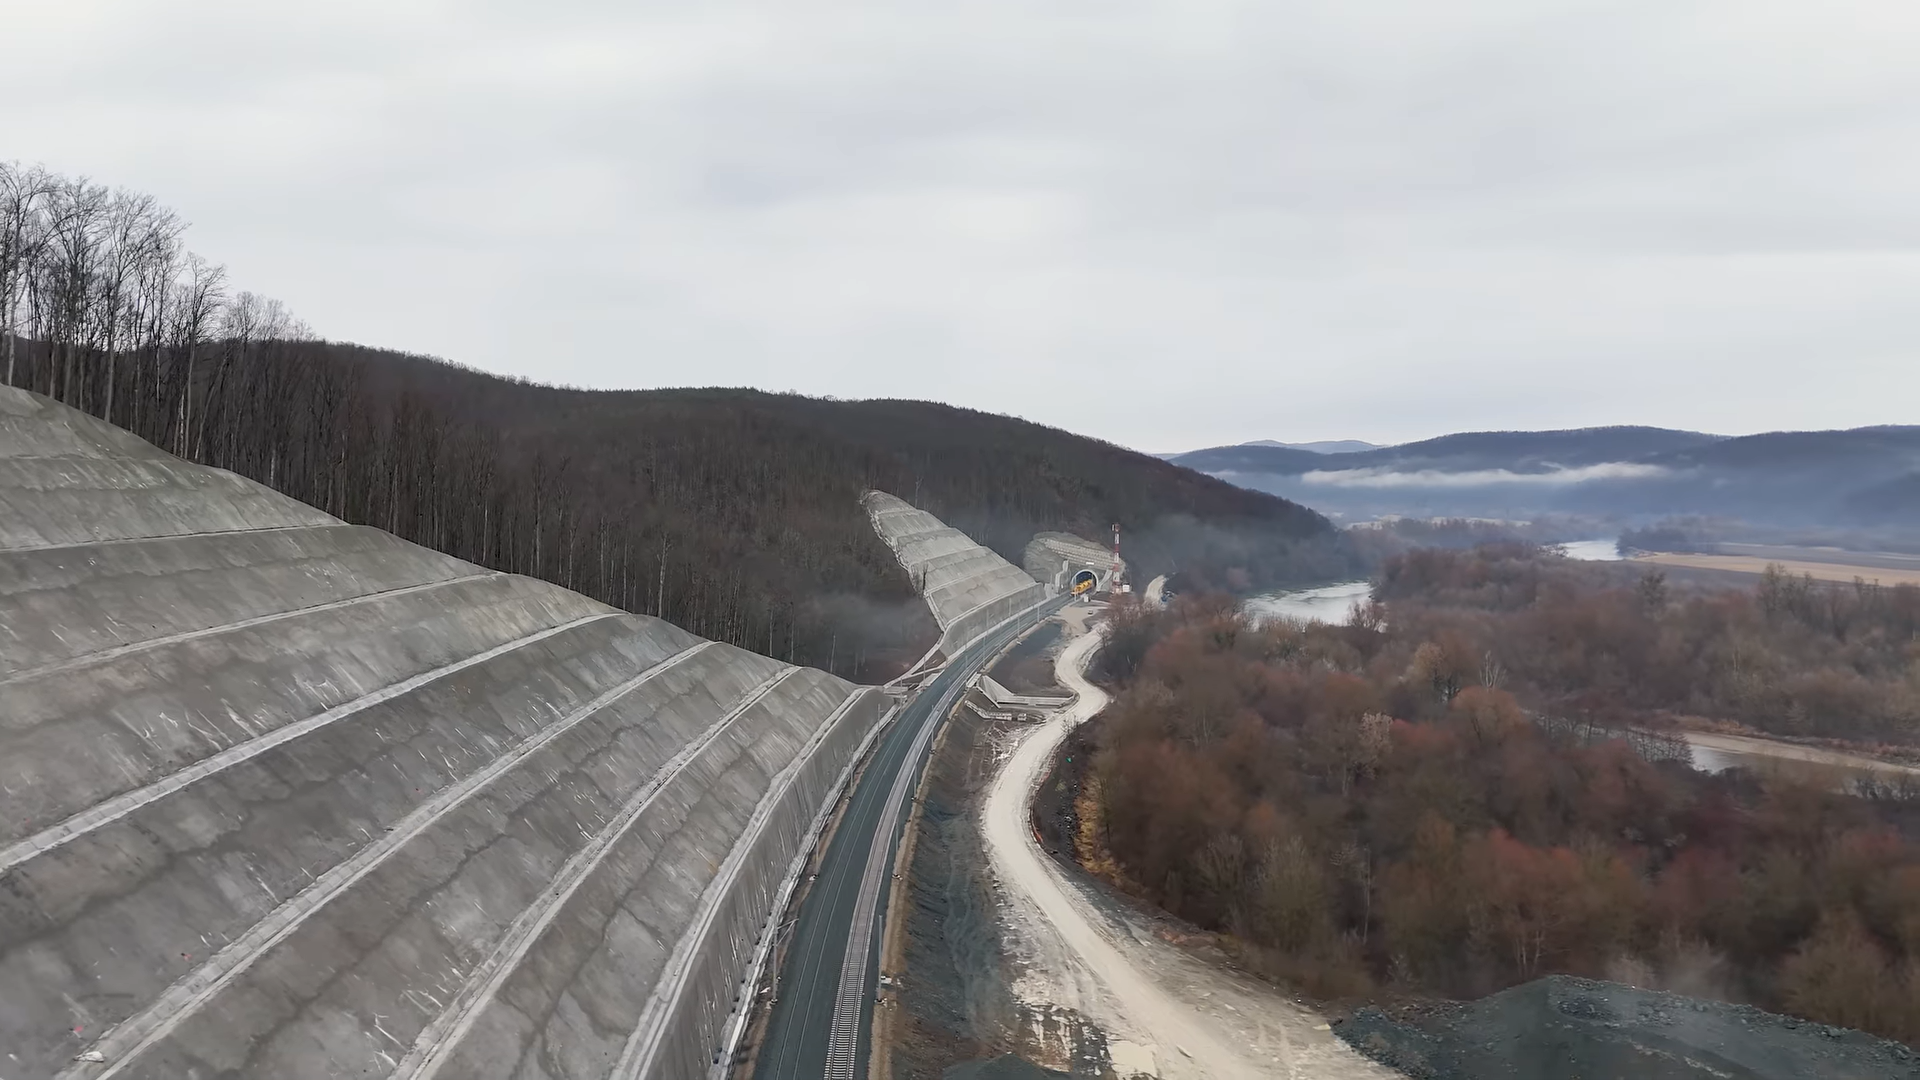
[981,612,1393,1079]
[1143,574,1168,608]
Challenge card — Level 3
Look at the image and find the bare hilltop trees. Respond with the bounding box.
[0,160,935,676]
[0,162,311,450]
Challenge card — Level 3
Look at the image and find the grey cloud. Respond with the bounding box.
[4,1,1917,451]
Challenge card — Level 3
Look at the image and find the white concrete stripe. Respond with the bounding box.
[0,612,619,874]
[0,571,498,686]
[400,664,800,1080]
[0,520,337,555]
[62,638,719,1080]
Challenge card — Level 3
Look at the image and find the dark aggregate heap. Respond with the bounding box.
[944,1055,1071,1080]
[1336,976,1920,1080]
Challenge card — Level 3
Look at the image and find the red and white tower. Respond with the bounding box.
[1111,523,1130,594]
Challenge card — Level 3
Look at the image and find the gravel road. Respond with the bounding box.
[980,609,1395,1079]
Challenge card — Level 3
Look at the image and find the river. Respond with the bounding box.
[1557,538,1623,561]
[1243,536,1623,627]
[1242,580,1375,625]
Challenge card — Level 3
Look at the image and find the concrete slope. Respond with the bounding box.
[862,491,1048,658]
[0,386,887,1080]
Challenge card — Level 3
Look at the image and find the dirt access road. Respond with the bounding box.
[1683,728,1920,778]
[981,607,1394,1079]
[1143,575,1168,607]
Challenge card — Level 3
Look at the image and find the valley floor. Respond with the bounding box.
[1633,550,1920,586]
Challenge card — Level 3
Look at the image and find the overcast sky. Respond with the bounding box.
[6,1,1918,451]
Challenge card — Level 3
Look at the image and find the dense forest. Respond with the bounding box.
[1371,546,1920,743]
[1069,550,1920,1045]
[1,161,1353,678]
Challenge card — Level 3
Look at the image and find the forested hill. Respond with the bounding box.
[1,335,1353,679]
[0,161,1350,677]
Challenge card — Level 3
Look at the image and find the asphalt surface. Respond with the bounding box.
[753,599,1065,1080]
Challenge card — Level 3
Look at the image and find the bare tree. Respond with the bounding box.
[41,177,109,404]
[0,162,1342,681]
[0,163,57,386]
[171,254,227,456]
[95,191,160,424]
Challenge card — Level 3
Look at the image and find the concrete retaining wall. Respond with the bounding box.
[861,492,1048,658]
[936,586,1050,657]
[0,386,889,1080]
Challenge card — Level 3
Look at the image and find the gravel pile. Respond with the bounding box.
[1336,976,1920,1079]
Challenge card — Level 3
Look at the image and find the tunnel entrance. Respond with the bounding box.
[1070,569,1098,595]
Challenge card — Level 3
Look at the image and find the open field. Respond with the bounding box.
[1681,729,1920,778]
[1717,543,1920,573]
[1633,551,1920,586]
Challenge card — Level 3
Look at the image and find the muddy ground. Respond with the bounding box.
[988,621,1066,696]
[1030,723,1098,865]
[880,625,1120,1079]
[944,1057,1071,1080]
[879,701,1116,1078]
[878,702,1013,1072]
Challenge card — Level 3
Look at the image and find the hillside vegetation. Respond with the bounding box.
[1071,552,1920,1048]
[1373,546,1920,743]
[1,160,1352,678]
[0,158,1351,672]
[4,335,1353,679]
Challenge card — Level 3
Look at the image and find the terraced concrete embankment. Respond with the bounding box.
[0,386,887,1080]
[863,492,1048,660]
[1021,531,1118,594]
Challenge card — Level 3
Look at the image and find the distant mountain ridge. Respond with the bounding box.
[1171,425,1920,527]
[1246,438,1382,454]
